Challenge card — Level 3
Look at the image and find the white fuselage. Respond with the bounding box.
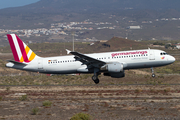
[6,49,175,74]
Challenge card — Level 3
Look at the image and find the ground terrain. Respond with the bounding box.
[0,85,180,120]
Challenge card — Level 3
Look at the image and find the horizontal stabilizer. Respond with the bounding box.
[7,60,28,65]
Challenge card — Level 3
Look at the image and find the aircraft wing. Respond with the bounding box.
[69,50,106,69]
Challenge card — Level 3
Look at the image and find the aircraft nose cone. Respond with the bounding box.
[170,56,176,63]
[172,56,176,62]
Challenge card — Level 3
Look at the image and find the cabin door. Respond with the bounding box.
[149,50,155,60]
[38,59,43,69]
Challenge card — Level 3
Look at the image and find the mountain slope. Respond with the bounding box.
[83,37,147,53]
[25,0,180,12]
[1,0,180,14]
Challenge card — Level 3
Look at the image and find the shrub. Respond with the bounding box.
[31,108,39,115]
[0,96,2,101]
[164,69,173,74]
[6,87,10,92]
[70,113,92,120]
[135,89,142,93]
[42,100,52,107]
[159,108,165,111]
[19,95,28,101]
[164,88,171,93]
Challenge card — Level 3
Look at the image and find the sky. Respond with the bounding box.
[0,0,40,9]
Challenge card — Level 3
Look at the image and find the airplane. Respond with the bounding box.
[6,34,175,84]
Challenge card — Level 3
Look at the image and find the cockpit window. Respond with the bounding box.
[160,52,168,55]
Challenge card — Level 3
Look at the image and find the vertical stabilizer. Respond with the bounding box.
[7,34,39,63]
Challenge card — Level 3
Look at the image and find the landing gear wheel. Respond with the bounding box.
[92,75,98,81]
[92,75,99,84]
[152,73,155,78]
[151,67,155,78]
[94,79,99,84]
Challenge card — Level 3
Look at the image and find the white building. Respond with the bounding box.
[176,44,180,49]
[127,26,141,29]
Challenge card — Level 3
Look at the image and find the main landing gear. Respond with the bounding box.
[92,74,99,84]
[151,67,155,78]
[92,68,100,84]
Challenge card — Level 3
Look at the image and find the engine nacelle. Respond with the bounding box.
[104,72,125,78]
[107,62,123,73]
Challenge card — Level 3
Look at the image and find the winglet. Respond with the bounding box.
[66,49,71,54]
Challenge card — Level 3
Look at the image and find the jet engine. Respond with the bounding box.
[104,72,125,78]
[101,62,123,72]
[102,62,125,78]
[107,62,123,72]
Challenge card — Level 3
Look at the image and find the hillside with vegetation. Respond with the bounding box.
[0,0,180,41]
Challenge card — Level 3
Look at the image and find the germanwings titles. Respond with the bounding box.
[6,34,175,84]
[111,51,147,57]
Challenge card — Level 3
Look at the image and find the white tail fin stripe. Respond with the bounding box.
[11,34,22,61]
[27,50,33,58]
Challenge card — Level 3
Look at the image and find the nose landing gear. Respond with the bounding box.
[151,67,155,78]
